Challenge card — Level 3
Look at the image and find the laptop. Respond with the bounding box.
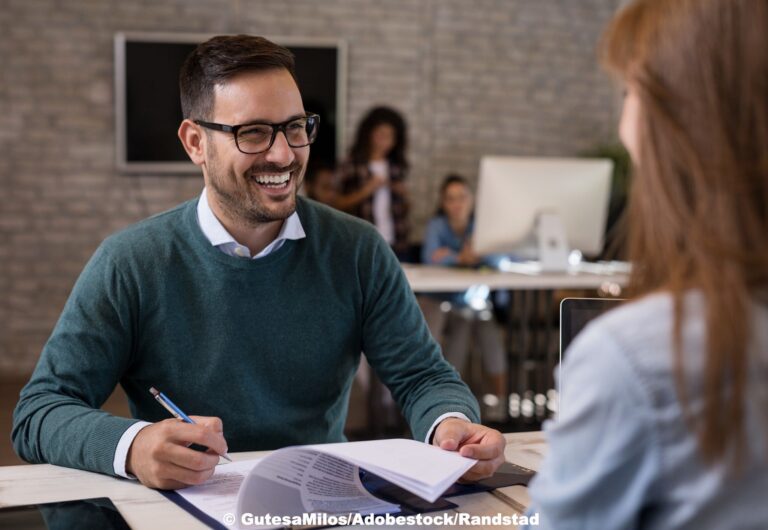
[557,298,624,413]
[559,297,624,355]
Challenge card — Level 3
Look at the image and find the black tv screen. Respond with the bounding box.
[115,33,346,173]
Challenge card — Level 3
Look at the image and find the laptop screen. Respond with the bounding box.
[560,298,624,355]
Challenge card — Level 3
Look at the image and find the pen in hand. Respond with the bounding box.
[149,387,232,462]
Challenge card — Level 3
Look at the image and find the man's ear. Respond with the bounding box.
[178,119,206,166]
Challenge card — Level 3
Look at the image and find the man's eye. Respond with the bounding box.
[240,127,270,137]
[288,121,306,130]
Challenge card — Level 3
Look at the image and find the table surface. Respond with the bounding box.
[0,431,545,529]
[402,263,628,292]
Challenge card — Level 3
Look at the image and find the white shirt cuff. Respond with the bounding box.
[113,421,152,479]
[424,412,472,444]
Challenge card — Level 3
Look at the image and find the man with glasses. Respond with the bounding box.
[13,35,505,490]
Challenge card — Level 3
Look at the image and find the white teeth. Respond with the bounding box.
[254,172,290,185]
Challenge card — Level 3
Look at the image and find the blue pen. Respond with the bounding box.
[149,387,232,462]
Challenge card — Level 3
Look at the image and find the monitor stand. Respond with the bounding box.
[536,212,570,272]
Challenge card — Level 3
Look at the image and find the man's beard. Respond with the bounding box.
[206,143,305,226]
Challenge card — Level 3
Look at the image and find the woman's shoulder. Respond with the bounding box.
[337,158,368,189]
[566,292,706,401]
[573,292,685,361]
[595,292,676,336]
[424,215,450,234]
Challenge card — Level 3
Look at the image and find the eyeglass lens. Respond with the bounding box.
[236,117,317,154]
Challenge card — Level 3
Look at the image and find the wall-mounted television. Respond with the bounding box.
[114,32,347,174]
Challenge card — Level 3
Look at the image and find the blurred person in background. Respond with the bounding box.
[303,160,338,206]
[336,106,410,260]
[420,174,508,422]
[523,0,768,527]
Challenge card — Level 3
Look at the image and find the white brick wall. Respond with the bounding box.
[0,0,622,375]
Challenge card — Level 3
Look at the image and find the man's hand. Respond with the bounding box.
[126,415,228,490]
[433,418,506,481]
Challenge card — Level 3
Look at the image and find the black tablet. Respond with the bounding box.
[0,497,130,530]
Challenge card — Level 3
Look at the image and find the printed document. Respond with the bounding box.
[175,438,476,529]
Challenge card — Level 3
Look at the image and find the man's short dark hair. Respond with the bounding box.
[179,34,296,120]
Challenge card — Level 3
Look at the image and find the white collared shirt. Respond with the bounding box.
[196,187,306,258]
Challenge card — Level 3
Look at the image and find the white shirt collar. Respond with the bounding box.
[196,187,305,259]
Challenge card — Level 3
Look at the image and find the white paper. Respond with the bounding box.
[174,438,476,528]
[175,459,260,527]
[306,438,476,502]
[239,448,399,517]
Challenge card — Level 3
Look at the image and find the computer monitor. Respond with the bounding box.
[474,156,613,268]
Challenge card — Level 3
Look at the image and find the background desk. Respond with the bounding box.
[403,264,628,428]
[402,263,628,292]
[0,432,545,529]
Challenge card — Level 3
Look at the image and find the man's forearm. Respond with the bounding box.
[13,390,141,476]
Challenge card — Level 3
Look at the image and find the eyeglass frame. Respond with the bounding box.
[193,113,320,155]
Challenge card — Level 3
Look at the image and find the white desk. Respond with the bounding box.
[403,263,628,293]
[0,432,545,529]
[403,263,628,412]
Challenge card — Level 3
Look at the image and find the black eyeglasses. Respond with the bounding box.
[194,113,320,155]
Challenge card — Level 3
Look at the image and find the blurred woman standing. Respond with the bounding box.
[336,106,410,259]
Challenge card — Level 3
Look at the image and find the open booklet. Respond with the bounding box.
[168,438,476,529]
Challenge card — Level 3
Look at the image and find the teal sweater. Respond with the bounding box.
[12,197,479,476]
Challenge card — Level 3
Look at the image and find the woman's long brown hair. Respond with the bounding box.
[601,0,768,466]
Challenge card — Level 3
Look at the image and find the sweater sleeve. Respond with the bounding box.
[359,235,480,441]
[522,323,660,530]
[12,241,142,476]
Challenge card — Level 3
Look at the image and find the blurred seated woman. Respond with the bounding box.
[420,174,508,421]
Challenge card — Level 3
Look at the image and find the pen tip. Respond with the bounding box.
[149,387,159,396]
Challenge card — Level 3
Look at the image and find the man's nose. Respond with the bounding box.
[264,131,295,166]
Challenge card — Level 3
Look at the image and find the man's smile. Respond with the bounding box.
[251,171,291,187]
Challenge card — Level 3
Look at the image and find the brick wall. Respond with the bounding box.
[0,0,621,376]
